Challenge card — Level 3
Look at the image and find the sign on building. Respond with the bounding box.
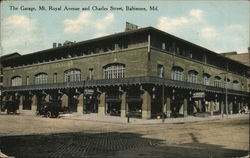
[192,92,205,98]
[84,89,94,95]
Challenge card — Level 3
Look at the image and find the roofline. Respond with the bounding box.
[2,26,249,69]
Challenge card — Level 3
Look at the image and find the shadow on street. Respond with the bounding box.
[0,131,248,158]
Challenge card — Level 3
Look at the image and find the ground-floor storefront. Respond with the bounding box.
[2,77,249,119]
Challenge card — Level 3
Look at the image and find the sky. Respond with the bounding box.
[0,1,249,56]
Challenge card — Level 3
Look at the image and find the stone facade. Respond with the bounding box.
[1,26,249,119]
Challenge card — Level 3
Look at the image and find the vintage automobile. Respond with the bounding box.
[36,100,62,118]
[1,100,19,114]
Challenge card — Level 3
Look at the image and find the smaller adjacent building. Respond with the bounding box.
[0,53,21,109]
[221,48,250,66]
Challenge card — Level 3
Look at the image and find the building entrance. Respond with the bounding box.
[68,95,78,112]
[106,101,121,116]
[84,94,98,113]
[23,95,32,110]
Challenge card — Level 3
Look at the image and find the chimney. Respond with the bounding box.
[53,43,57,48]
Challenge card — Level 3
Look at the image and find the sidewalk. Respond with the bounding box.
[59,113,250,125]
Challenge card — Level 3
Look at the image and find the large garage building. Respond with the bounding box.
[1,25,249,119]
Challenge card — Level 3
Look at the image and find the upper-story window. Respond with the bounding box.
[26,76,30,85]
[172,66,183,81]
[88,68,93,80]
[214,76,221,87]
[35,73,48,85]
[224,78,231,89]
[53,73,57,83]
[203,73,210,85]
[162,42,166,50]
[65,69,81,82]
[103,63,125,79]
[233,80,239,90]
[188,70,198,83]
[157,64,164,78]
[11,76,22,86]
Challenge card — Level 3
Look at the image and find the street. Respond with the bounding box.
[0,114,249,158]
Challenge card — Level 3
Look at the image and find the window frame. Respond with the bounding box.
[103,63,125,79]
[35,73,48,85]
[64,69,81,82]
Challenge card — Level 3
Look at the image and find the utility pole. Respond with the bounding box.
[225,75,228,117]
[225,63,229,117]
[162,83,165,123]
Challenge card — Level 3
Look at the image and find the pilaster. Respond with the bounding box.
[166,97,171,118]
[142,90,151,119]
[120,92,127,118]
[77,93,84,114]
[183,98,188,117]
[98,92,106,116]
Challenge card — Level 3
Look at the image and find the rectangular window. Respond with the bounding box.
[26,76,29,85]
[54,73,57,83]
[214,80,221,87]
[89,68,93,80]
[157,64,164,78]
[162,42,166,50]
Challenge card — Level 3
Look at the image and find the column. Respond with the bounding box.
[98,92,106,116]
[77,93,84,115]
[45,94,51,102]
[220,101,224,116]
[166,97,171,118]
[120,92,127,118]
[31,95,37,112]
[198,100,202,112]
[229,102,233,114]
[238,102,241,114]
[142,90,151,119]
[61,94,68,107]
[19,95,23,112]
[183,98,188,117]
[210,101,214,116]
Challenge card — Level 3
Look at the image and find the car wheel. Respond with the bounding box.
[46,111,52,118]
[54,112,59,118]
[35,111,40,116]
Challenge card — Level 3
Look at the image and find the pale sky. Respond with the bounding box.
[0,1,249,56]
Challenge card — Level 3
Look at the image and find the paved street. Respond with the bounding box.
[0,114,249,158]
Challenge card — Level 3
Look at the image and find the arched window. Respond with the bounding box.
[188,70,198,83]
[214,76,221,87]
[35,73,48,85]
[203,73,210,85]
[233,80,239,90]
[171,67,183,81]
[103,63,125,79]
[224,78,230,89]
[11,76,22,86]
[64,69,81,82]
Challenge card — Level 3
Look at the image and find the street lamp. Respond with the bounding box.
[162,83,165,123]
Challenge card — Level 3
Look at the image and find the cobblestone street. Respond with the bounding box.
[0,114,249,158]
